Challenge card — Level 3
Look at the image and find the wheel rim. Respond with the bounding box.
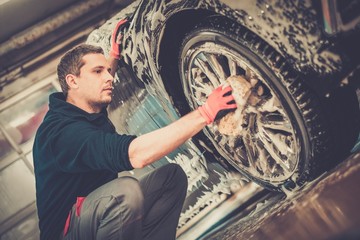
[181,41,300,183]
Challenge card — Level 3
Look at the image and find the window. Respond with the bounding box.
[0,80,58,236]
[0,84,56,153]
[0,160,36,224]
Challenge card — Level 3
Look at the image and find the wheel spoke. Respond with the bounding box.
[204,53,227,83]
[245,66,255,80]
[190,68,212,104]
[233,144,248,166]
[227,57,237,76]
[242,114,259,170]
[259,112,293,134]
[194,54,220,87]
[257,126,292,173]
[256,146,273,175]
[258,95,284,114]
[242,132,258,171]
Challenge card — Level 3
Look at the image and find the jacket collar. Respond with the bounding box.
[49,92,108,122]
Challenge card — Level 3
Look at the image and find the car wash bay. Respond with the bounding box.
[1,0,360,239]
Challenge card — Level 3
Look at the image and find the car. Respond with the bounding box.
[86,0,360,235]
[87,0,360,202]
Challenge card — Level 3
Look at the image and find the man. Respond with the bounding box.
[33,19,237,240]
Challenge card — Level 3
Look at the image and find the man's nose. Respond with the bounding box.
[105,71,114,83]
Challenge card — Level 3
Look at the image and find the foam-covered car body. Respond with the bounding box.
[87,0,360,230]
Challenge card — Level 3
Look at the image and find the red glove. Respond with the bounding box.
[109,18,129,59]
[198,86,237,124]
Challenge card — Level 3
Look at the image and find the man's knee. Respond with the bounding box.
[113,177,144,214]
[94,177,144,239]
[167,163,188,191]
[77,177,144,238]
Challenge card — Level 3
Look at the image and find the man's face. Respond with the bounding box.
[75,53,114,111]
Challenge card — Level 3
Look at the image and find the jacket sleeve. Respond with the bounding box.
[51,122,136,173]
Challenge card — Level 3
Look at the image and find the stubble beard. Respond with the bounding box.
[90,95,112,111]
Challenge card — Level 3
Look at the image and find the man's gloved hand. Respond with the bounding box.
[109,18,129,59]
[198,85,237,124]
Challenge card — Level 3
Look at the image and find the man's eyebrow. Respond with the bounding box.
[92,65,106,69]
[91,65,111,71]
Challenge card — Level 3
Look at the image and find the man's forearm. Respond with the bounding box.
[128,109,207,168]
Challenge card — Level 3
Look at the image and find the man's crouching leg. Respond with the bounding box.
[139,163,188,240]
[64,176,144,240]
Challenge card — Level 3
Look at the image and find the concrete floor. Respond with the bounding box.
[202,150,360,240]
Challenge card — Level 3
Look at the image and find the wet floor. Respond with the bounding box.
[200,151,360,240]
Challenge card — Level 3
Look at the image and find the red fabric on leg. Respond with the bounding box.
[63,212,71,236]
[76,197,86,217]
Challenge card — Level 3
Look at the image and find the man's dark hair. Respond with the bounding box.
[57,44,104,97]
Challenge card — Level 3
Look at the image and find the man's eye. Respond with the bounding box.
[95,70,101,74]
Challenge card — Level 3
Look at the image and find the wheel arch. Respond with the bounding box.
[158,9,214,114]
[155,1,352,98]
[157,11,292,113]
[157,10,318,120]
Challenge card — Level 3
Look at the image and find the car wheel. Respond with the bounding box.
[177,17,332,191]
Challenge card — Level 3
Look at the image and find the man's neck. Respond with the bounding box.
[66,96,101,113]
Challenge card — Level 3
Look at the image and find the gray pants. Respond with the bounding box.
[62,163,188,240]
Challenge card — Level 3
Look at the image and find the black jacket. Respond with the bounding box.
[33,92,136,240]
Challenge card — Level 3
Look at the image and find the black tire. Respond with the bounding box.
[175,17,333,191]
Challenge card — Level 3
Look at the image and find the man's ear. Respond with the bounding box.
[65,74,79,89]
